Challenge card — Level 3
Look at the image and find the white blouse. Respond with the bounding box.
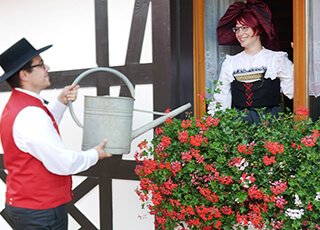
[12,88,98,176]
[208,48,294,115]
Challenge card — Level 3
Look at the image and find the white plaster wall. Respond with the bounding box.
[0,0,97,73]
[0,0,155,229]
[108,0,152,66]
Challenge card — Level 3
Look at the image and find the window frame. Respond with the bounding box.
[193,0,308,118]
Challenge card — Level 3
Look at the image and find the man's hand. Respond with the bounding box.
[58,84,80,105]
[94,139,112,159]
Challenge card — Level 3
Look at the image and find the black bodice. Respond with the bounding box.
[231,77,281,109]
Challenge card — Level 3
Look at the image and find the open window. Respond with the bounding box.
[194,0,320,121]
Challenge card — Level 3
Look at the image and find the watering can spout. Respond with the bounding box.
[131,103,192,140]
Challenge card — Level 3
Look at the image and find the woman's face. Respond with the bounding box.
[234,21,261,49]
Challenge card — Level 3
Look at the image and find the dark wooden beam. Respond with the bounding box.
[152,0,172,113]
[99,178,112,230]
[95,0,109,67]
[126,0,151,64]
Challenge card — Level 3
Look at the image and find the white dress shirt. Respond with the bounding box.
[208,48,294,115]
[12,88,98,175]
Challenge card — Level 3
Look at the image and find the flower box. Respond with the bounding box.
[135,106,320,229]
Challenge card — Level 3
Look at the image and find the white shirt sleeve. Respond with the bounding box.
[273,52,294,99]
[13,106,99,175]
[207,57,233,115]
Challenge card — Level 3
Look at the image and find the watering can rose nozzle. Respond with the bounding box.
[68,67,192,155]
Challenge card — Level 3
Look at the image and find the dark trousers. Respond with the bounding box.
[5,203,68,230]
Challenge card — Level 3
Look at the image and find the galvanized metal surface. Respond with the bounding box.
[82,96,134,154]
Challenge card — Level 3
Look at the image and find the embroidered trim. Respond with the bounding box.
[233,67,267,83]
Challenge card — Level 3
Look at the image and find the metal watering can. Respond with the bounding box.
[68,67,191,155]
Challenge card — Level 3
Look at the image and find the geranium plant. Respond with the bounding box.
[135,99,320,229]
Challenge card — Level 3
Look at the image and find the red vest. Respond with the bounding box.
[0,89,72,209]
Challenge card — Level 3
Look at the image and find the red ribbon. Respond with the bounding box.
[217,0,279,50]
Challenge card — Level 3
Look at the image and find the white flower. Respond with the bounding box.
[240,180,249,188]
[279,162,284,168]
[315,192,320,201]
[294,194,303,207]
[235,158,248,171]
[285,208,304,220]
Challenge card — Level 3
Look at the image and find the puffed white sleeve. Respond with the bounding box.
[207,56,233,115]
[273,52,294,99]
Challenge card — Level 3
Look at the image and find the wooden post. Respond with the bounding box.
[293,0,308,112]
[193,0,206,119]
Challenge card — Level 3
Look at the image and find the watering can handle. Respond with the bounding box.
[68,67,135,128]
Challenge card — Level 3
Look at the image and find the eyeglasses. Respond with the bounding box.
[26,62,46,70]
[232,25,249,34]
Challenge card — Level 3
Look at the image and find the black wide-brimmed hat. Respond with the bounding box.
[217,0,279,50]
[0,38,52,83]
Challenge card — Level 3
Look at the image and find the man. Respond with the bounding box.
[0,38,112,229]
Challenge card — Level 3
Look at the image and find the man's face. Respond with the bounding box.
[24,55,51,93]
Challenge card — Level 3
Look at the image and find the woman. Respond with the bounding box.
[208,0,293,125]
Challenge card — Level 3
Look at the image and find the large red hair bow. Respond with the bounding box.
[217,0,279,50]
